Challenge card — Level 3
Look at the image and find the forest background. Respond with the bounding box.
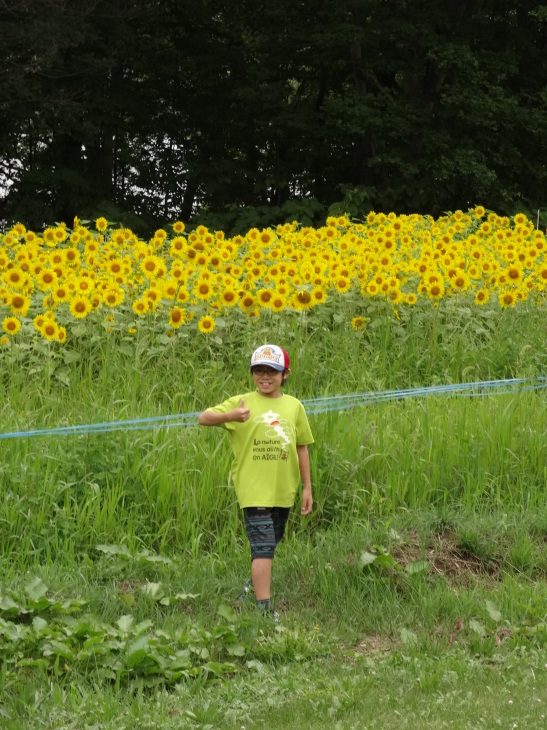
[2,0,547,232]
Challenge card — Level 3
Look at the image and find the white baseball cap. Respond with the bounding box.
[250,344,290,371]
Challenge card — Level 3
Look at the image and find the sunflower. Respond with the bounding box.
[69,295,92,319]
[161,279,178,300]
[291,290,314,311]
[169,306,185,328]
[43,228,57,247]
[197,315,216,334]
[170,263,185,281]
[176,286,190,304]
[49,251,65,266]
[238,293,256,313]
[3,267,26,289]
[170,237,187,259]
[256,288,273,308]
[351,316,366,331]
[103,287,124,307]
[141,255,160,277]
[52,285,70,304]
[193,278,214,301]
[143,287,162,310]
[173,221,185,234]
[499,291,516,308]
[38,269,57,290]
[132,299,148,316]
[108,259,124,276]
[334,276,351,294]
[427,281,445,300]
[195,252,210,267]
[9,293,31,317]
[57,326,67,343]
[41,321,59,341]
[474,290,489,306]
[506,264,523,283]
[311,286,326,305]
[33,314,46,331]
[220,288,238,308]
[451,272,470,292]
[2,316,21,335]
[405,292,418,305]
[270,294,287,313]
[95,217,108,232]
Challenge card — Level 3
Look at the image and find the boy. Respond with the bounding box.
[198,344,314,618]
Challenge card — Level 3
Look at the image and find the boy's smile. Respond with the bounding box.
[252,366,285,398]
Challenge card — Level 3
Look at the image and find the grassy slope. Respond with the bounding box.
[1,303,547,728]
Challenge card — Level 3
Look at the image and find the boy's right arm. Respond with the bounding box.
[198,399,250,426]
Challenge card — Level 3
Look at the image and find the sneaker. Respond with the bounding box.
[270,608,280,624]
[237,577,252,602]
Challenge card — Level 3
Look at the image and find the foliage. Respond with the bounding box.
[2,2,547,229]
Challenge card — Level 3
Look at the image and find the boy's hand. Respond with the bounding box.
[301,487,313,515]
[230,399,251,422]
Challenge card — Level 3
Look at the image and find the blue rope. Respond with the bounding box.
[0,378,545,441]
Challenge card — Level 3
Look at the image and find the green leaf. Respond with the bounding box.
[117,615,134,634]
[485,600,502,622]
[140,583,165,601]
[469,619,486,637]
[63,350,81,365]
[25,577,48,602]
[217,604,237,623]
[405,561,430,575]
[227,644,245,657]
[42,640,73,660]
[126,634,152,667]
[246,659,265,672]
[0,594,22,616]
[373,553,401,570]
[172,593,199,602]
[138,553,172,565]
[96,544,132,558]
[32,616,48,632]
[400,628,418,647]
[71,324,88,338]
[359,551,377,566]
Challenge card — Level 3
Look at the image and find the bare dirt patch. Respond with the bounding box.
[354,633,395,657]
[390,530,500,582]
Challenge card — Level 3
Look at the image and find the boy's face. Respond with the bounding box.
[251,366,287,398]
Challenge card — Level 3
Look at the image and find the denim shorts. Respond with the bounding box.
[243,507,290,560]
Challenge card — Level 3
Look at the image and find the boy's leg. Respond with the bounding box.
[243,507,290,606]
[243,507,276,605]
[251,558,272,600]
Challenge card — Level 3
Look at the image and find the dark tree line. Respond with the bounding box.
[1,0,547,232]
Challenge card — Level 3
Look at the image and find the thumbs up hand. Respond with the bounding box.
[231,398,251,422]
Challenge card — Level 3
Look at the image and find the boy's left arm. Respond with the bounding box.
[296,444,313,515]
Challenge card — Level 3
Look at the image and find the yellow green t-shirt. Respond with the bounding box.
[206,391,314,508]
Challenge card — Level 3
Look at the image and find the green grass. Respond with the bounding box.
[1,302,547,727]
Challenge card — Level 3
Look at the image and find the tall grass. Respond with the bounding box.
[1,301,546,571]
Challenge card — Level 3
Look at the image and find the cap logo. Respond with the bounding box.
[253,346,282,365]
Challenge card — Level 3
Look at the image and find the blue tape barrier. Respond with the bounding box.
[0,377,546,441]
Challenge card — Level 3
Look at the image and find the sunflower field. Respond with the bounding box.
[1,207,546,352]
